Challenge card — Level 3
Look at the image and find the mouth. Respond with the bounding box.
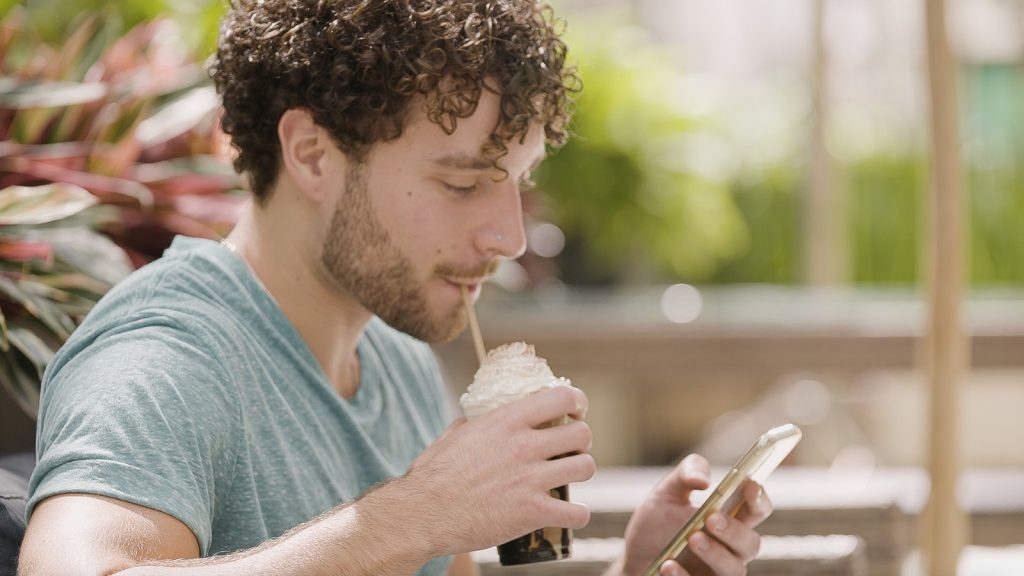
[438,260,499,301]
[441,277,485,300]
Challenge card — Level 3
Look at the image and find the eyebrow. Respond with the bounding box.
[430,153,494,171]
[429,151,547,174]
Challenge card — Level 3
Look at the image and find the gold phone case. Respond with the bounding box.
[640,423,802,576]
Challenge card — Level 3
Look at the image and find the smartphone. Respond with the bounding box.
[640,423,802,576]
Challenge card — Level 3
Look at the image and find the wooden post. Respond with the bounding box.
[921,0,970,573]
[804,0,846,287]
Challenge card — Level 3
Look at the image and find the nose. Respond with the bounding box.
[475,180,527,259]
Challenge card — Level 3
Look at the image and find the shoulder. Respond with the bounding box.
[39,240,246,445]
[49,237,257,379]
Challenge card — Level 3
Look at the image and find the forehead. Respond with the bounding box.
[383,91,546,173]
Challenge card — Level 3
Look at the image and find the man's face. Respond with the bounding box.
[319,90,545,342]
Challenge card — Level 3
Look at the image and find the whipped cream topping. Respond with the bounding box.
[459,341,571,417]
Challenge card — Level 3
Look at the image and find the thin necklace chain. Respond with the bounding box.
[219,238,283,308]
[219,238,361,393]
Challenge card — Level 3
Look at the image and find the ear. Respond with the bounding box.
[277,108,338,201]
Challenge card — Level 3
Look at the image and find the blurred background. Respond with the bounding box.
[2,0,1023,573]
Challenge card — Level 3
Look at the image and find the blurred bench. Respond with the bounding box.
[572,467,912,576]
[570,466,1024,576]
[473,535,868,576]
[436,293,1024,467]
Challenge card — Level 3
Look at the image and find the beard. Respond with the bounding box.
[320,162,497,343]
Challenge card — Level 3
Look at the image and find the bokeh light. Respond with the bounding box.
[660,283,704,324]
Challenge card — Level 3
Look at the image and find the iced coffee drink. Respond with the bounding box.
[459,342,574,565]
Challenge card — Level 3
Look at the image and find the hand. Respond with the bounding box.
[614,455,772,576]
[401,386,596,556]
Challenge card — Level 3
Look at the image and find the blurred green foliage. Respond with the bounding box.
[536,10,1024,287]
[0,7,241,417]
[534,14,747,285]
[849,154,923,285]
[713,164,801,285]
[7,1,1023,288]
[1,0,224,57]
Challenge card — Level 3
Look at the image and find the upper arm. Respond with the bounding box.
[30,323,239,556]
[18,493,200,576]
[446,553,479,576]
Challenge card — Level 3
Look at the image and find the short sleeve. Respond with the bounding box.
[28,320,239,555]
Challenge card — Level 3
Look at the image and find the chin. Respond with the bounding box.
[428,307,469,344]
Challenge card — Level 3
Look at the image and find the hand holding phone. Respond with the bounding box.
[640,423,802,576]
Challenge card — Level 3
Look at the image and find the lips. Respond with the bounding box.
[442,277,484,299]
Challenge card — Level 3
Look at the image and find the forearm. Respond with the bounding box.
[117,478,441,576]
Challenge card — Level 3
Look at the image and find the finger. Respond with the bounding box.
[505,386,588,428]
[704,512,762,562]
[534,419,592,459]
[735,481,773,528]
[653,454,711,501]
[687,532,745,576]
[541,494,592,529]
[536,452,597,489]
[660,560,691,576]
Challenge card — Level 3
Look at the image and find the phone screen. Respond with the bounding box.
[640,423,802,576]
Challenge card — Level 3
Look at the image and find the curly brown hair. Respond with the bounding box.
[210,0,579,201]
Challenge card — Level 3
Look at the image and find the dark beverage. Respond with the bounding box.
[496,484,572,565]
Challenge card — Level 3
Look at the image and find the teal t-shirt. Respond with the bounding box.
[28,236,454,575]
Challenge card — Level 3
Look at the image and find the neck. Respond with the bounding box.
[225,199,370,399]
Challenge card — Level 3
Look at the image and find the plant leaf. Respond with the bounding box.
[0,141,92,168]
[0,78,108,108]
[136,85,219,149]
[0,348,40,420]
[31,227,134,286]
[6,325,54,375]
[133,155,242,196]
[36,272,112,296]
[0,161,153,207]
[0,274,74,339]
[0,306,8,351]
[8,106,63,143]
[89,99,150,177]
[44,12,100,81]
[0,8,21,64]
[0,237,53,263]
[9,276,99,318]
[0,183,98,225]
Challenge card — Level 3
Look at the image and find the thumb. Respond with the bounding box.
[653,454,712,502]
[660,559,691,576]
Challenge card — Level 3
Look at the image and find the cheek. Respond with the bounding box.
[380,179,476,264]
[391,190,446,261]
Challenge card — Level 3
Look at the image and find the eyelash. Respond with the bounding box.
[442,177,535,196]
[443,182,478,195]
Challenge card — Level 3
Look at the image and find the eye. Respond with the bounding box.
[442,181,478,195]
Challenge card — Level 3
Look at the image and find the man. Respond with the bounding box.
[18,1,771,575]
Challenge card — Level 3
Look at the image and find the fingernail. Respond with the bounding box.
[755,485,768,508]
[691,532,709,552]
[706,513,725,533]
[685,463,709,484]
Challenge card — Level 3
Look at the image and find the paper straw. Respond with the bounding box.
[461,285,486,365]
